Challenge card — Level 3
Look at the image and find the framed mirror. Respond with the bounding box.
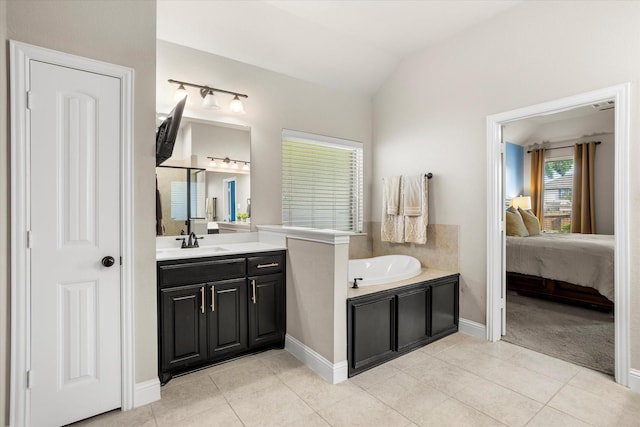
[156,117,251,236]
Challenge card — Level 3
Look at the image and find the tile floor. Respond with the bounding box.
[73,333,640,427]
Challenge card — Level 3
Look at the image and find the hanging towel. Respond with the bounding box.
[403,174,423,216]
[381,175,405,242]
[383,176,401,215]
[405,175,428,244]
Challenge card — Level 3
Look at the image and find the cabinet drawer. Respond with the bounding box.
[159,258,246,287]
[247,254,284,276]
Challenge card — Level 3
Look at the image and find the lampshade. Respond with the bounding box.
[511,195,532,210]
[229,95,245,113]
[202,90,220,109]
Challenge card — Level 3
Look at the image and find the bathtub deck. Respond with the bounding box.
[347,268,458,298]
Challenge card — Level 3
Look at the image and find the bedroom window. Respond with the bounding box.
[542,158,574,233]
[281,129,363,233]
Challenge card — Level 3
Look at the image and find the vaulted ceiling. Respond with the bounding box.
[157,1,521,96]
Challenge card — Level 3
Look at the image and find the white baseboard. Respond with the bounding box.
[134,378,161,408]
[629,369,640,393]
[285,334,347,384]
[459,318,487,340]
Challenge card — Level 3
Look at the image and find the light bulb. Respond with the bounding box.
[242,162,250,171]
[209,158,216,167]
[229,95,245,113]
[231,161,239,169]
[174,84,188,101]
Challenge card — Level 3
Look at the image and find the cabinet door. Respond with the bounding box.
[396,285,429,352]
[160,284,207,374]
[348,294,395,376]
[430,278,459,338]
[248,273,285,348]
[208,278,248,358]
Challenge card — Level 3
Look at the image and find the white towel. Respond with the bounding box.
[405,175,428,244]
[403,174,423,216]
[381,175,404,242]
[383,176,401,215]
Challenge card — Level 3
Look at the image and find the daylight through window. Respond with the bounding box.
[282,130,363,232]
[542,158,573,233]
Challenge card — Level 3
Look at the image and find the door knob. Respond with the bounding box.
[101,256,115,267]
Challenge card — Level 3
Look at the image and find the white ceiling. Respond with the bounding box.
[157,0,521,96]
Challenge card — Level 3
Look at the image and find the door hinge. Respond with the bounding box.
[26,91,33,110]
[26,370,32,389]
[26,230,31,249]
[500,298,505,309]
[120,256,123,265]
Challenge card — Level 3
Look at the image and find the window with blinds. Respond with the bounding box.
[282,130,363,232]
[542,158,573,233]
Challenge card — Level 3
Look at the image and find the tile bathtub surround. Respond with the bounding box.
[70,333,640,427]
[371,223,459,272]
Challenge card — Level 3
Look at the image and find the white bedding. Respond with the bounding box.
[506,233,614,302]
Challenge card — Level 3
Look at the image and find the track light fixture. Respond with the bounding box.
[169,79,247,113]
[207,156,250,171]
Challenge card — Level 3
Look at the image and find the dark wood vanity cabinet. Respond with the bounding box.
[157,251,285,384]
[347,274,459,377]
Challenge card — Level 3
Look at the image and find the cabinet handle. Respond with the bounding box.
[251,279,256,304]
[200,286,205,314]
[211,285,215,312]
[257,262,279,269]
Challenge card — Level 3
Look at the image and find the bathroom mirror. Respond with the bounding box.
[156,117,251,236]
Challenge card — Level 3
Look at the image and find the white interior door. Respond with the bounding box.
[28,60,122,426]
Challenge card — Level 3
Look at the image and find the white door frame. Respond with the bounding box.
[9,41,135,425]
[486,84,630,386]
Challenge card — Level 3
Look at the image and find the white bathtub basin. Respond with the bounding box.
[348,255,422,286]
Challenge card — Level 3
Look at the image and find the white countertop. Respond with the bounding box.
[347,268,458,298]
[156,242,286,261]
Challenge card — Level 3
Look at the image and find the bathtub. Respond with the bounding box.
[348,255,422,286]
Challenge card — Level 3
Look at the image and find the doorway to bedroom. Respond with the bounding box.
[501,103,615,375]
[486,84,631,387]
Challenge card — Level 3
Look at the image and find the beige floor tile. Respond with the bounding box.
[281,412,331,426]
[506,346,581,383]
[454,375,543,427]
[151,375,226,426]
[526,406,592,427]
[470,340,524,361]
[568,369,640,413]
[157,401,243,427]
[474,359,565,403]
[208,357,282,400]
[418,398,506,427]
[389,348,438,371]
[366,371,449,425]
[282,365,366,410]
[226,381,315,427]
[260,348,305,375]
[71,405,157,427]
[349,362,404,390]
[412,360,484,396]
[317,390,412,427]
[548,384,640,426]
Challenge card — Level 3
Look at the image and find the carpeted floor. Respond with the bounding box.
[503,291,614,375]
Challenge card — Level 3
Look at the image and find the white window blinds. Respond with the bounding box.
[282,129,363,232]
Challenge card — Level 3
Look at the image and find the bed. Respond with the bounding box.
[506,233,614,310]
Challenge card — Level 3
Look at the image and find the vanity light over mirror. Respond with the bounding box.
[156,116,251,237]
